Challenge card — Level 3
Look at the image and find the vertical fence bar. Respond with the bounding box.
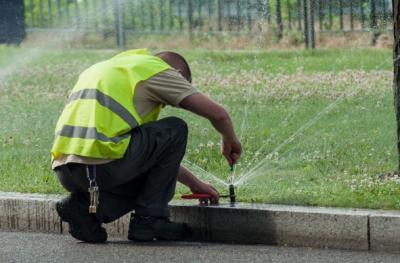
[29,0,34,27]
[198,0,203,31]
[303,0,315,48]
[113,0,126,49]
[66,0,71,25]
[236,0,241,31]
[287,0,292,31]
[83,0,89,29]
[140,0,145,31]
[47,0,52,28]
[93,0,98,33]
[296,0,302,30]
[188,0,193,35]
[309,0,315,48]
[303,0,308,47]
[247,0,252,31]
[369,0,376,31]
[360,0,365,30]
[259,0,268,31]
[350,0,354,31]
[217,0,223,31]
[275,0,283,38]
[56,0,62,27]
[328,0,333,30]
[73,0,79,28]
[178,0,183,32]
[39,0,44,27]
[101,0,109,33]
[264,0,272,24]
[256,0,261,23]
[208,0,213,32]
[266,0,271,24]
[149,0,155,32]
[73,0,80,28]
[160,0,165,32]
[339,0,343,31]
[392,0,400,172]
[169,0,173,32]
[128,0,136,31]
[317,0,323,31]
[382,0,388,28]
[260,0,270,25]
[256,0,261,19]
[227,0,232,31]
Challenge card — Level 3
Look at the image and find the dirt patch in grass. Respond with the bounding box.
[198,70,391,100]
[22,29,393,50]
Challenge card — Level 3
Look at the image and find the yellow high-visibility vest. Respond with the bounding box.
[51,49,170,160]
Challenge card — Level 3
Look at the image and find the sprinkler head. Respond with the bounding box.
[228,184,236,204]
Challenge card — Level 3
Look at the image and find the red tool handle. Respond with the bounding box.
[181,194,211,199]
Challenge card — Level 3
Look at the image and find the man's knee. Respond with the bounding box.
[163,117,188,139]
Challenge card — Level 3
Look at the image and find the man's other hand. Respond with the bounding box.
[190,181,219,204]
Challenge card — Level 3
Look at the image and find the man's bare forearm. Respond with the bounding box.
[177,165,203,191]
[177,165,220,201]
[180,93,238,141]
[208,108,238,141]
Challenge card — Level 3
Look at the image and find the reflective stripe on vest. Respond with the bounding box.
[56,125,130,143]
[68,88,138,128]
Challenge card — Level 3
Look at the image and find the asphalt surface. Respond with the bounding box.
[0,231,399,263]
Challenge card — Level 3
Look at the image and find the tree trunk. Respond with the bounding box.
[393,0,400,171]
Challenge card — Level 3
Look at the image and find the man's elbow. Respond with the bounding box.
[211,108,230,123]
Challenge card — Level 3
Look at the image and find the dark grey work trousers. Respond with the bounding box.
[54,117,188,224]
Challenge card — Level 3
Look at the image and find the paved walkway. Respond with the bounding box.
[1,231,399,263]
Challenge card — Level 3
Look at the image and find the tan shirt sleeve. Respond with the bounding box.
[144,68,198,107]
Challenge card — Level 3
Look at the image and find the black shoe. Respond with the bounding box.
[128,215,191,241]
[56,194,107,243]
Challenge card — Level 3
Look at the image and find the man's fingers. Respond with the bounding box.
[223,153,233,165]
[210,185,219,192]
[210,192,219,204]
[210,199,219,205]
[231,153,239,163]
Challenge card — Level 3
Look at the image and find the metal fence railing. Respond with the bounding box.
[24,0,393,48]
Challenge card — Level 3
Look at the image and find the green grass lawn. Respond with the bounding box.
[0,45,398,210]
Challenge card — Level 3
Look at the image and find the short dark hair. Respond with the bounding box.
[155,51,192,83]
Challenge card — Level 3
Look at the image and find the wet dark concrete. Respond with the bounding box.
[1,192,400,252]
[1,231,399,263]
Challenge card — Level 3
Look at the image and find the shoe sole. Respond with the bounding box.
[129,226,191,242]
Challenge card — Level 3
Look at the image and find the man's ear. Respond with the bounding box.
[176,69,186,79]
[174,68,191,83]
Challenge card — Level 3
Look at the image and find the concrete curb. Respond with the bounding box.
[0,192,399,252]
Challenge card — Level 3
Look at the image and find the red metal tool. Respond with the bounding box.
[181,193,212,205]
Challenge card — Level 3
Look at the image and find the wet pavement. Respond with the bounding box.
[0,231,398,263]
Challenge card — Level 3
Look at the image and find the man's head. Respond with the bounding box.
[156,51,192,83]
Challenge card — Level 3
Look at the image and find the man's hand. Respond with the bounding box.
[190,181,219,204]
[221,137,242,165]
[177,166,220,204]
